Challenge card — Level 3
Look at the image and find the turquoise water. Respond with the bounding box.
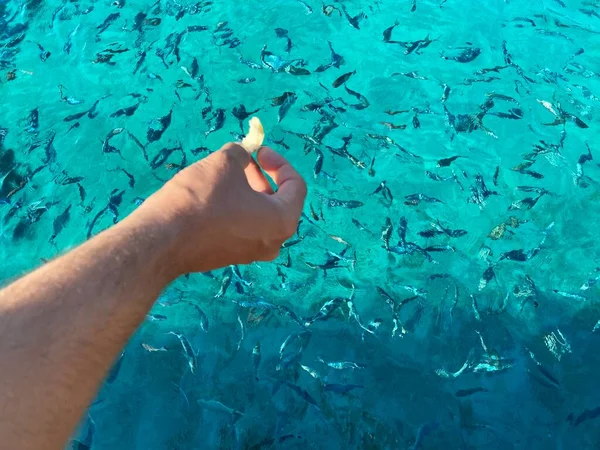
[1,0,600,447]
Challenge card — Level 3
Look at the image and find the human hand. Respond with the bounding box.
[133,143,307,276]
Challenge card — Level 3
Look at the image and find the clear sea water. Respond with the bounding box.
[1,0,600,448]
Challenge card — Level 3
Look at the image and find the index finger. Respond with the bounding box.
[257,147,307,218]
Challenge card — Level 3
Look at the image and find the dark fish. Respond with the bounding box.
[42,130,57,164]
[232,104,260,123]
[324,383,364,394]
[316,41,344,72]
[147,109,173,143]
[252,342,261,380]
[341,4,366,29]
[50,205,71,242]
[37,43,51,62]
[437,155,463,167]
[383,21,400,43]
[508,193,545,211]
[237,77,256,84]
[413,114,421,129]
[190,57,200,79]
[127,131,148,160]
[286,65,311,75]
[150,146,180,169]
[121,169,135,188]
[313,148,324,177]
[110,103,140,118]
[205,108,226,137]
[64,25,80,54]
[278,93,297,123]
[443,47,482,63]
[404,193,444,205]
[272,92,295,106]
[26,108,39,133]
[476,65,508,75]
[573,407,600,427]
[188,25,208,32]
[131,11,148,33]
[87,97,107,119]
[284,382,319,407]
[305,298,345,326]
[63,110,88,122]
[133,51,146,74]
[501,249,529,261]
[77,183,86,202]
[493,166,500,185]
[344,85,370,110]
[96,12,120,39]
[332,70,356,88]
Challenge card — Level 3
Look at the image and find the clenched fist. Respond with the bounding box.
[132,143,307,275]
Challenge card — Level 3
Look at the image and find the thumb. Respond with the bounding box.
[218,142,252,170]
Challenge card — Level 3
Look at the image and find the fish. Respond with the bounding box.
[552,290,587,301]
[141,343,167,352]
[437,155,464,167]
[278,93,297,123]
[324,383,364,394]
[168,331,196,373]
[313,148,324,178]
[572,406,600,427]
[96,12,121,40]
[146,109,172,143]
[278,330,312,371]
[296,0,313,14]
[327,198,363,208]
[318,358,365,370]
[147,313,167,321]
[284,382,319,407]
[442,47,482,63]
[205,108,226,136]
[500,249,532,262]
[455,387,488,397]
[383,21,400,43]
[305,298,345,326]
[188,302,209,332]
[50,205,71,242]
[413,114,421,128]
[404,193,444,205]
[381,217,393,250]
[286,65,310,75]
[315,41,344,72]
[252,342,261,380]
[110,103,140,118]
[344,85,370,110]
[408,422,440,450]
[341,4,366,29]
[332,70,356,88]
[197,400,244,423]
[215,268,232,298]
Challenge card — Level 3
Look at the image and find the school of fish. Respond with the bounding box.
[1,0,599,448]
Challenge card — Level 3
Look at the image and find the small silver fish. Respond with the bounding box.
[197,400,244,423]
[317,358,365,370]
[141,343,167,352]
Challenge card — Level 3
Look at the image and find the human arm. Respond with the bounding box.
[0,144,307,450]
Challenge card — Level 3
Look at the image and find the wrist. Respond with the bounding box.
[117,201,186,285]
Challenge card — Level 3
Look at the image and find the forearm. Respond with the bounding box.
[0,211,177,450]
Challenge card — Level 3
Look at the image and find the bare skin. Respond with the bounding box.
[0,143,307,450]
